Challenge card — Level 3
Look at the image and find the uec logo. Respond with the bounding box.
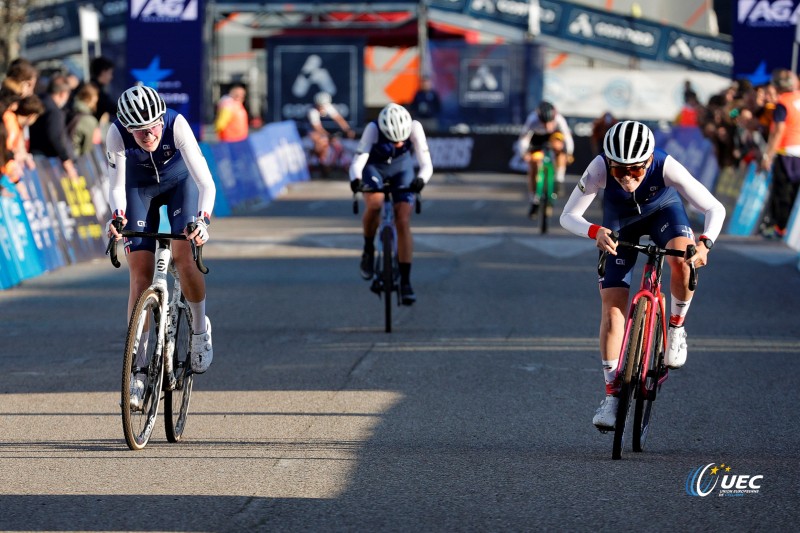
[686,463,763,497]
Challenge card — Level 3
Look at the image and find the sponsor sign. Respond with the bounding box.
[727,162,772,236]
[126,0,204,136]
[733,0,800,83]
[268,40,365,129]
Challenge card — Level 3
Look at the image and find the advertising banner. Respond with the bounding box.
[198,143,232,217]
[430,41,536,128]
[544,67,731,122]
[16,168,66,272]
[727,162,772,236]
[249,121,311,200]
[429,0,732,76]
[36,158,106,263]
[268,39,365,130]
[654,126,719,191]
[208,139,270,213]
[733,0,800,83]
[125,0,205,137]
[0,177,45,283]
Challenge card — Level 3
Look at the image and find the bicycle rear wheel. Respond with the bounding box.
[381,226,394,333]
[633,305,663,452]
[164,297,194,442]
[612,299,647,460]
[121,288,165,451]
[541,162,553,234]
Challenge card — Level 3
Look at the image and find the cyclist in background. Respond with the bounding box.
[105,85,217,396]
[518,100,574,217]
[307,91,356,169]
[349,103,433,305]
[559,121,725,431]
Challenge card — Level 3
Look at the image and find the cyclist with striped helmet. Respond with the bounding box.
[349,103,433,305]
[105,85,217,394]
[560,120,726,431]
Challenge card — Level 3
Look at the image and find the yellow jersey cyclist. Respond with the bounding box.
[349,103,433,305]
[560,120,726,431]
[518,101,574,217]
[105,85,217,409]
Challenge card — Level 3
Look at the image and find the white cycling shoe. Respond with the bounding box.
[129,375,145,411]
[592,395,619,431]
[666,326,688,369]
[191,316,213,374]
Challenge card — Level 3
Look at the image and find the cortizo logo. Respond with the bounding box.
[131,0,198,22]
[686,463,764,497]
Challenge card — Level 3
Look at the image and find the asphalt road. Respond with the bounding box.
[1,172,799,531]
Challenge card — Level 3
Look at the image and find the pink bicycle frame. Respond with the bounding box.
[614,261,669,394]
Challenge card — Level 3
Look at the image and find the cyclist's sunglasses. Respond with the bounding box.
[609,163,648,180]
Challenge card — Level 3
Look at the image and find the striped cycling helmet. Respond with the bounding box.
[603,120,654,165]
[117,85,166,129]
[378,103,412,142]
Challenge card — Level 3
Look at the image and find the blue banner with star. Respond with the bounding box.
[733,0,800,84]
[126,0,204,137]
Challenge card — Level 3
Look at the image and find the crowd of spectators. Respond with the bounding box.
[681,72,799,238]
[0,56,115,192]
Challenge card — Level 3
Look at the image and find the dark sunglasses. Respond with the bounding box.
[609,163,647,179]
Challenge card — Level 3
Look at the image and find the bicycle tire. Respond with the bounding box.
[381,226,393,333]
[633,305,663,452]
[541,163,550,234]
[612,298,647,460]
[121,287,165,451]
[164,296,194,442]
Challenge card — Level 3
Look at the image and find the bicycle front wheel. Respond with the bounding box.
[121,287,165,451]
[381,226,394,333]
[164,297,194,442]
[613,298,647,460]
[633,305,663,452]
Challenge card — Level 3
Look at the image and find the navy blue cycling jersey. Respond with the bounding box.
[602,148,682,230]
[113,109,188,185]
[366,120,415,164]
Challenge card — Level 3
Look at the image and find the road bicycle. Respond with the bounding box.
[530,144,557,234]
[598,234,697,460]
[353,182,421,333]
[106,221,208,450]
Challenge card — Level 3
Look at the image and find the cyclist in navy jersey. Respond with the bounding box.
[105,86,216,405]
[349,103,433,305]
[560,120,725,431]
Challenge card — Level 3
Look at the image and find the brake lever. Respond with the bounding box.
[686,244,698,291]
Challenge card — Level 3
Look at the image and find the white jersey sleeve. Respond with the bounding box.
[663,155,726,241]
[349,122,379,181]
[173,114,216,216]
[410,121,433,182]
[559,155,607,238]
[105,124,128,215]
[555,114,574,155]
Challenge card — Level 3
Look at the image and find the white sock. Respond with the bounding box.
[556,167,566,183]
[602,358,619,384]
[188,299,207,333]
[670,296,692,327]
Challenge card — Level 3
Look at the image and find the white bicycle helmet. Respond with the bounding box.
[117,85,166,129]
[378,103,412,142]
[314,92,332,106]
[603,120,655,165]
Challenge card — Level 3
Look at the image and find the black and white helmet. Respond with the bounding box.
[378,103,412,142]
[603,120,655,165]
[536,101,556,123]
[117,85,166,129]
